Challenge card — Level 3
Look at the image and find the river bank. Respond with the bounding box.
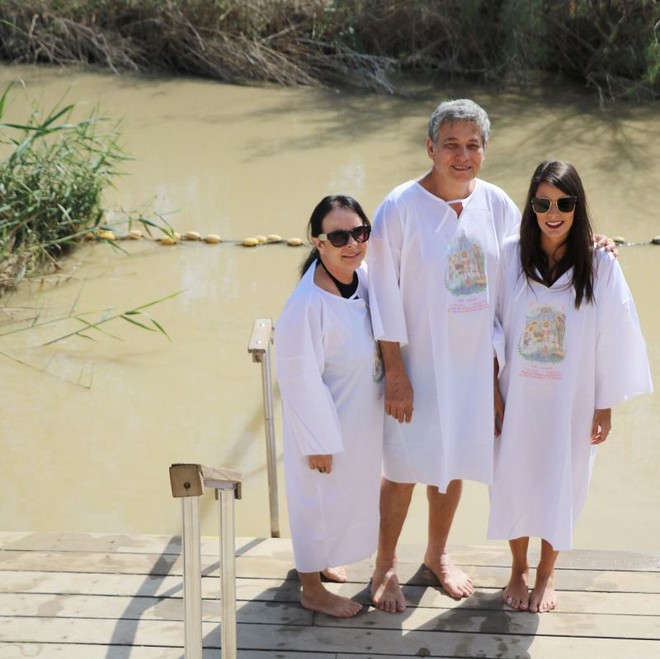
[0,0,658,101]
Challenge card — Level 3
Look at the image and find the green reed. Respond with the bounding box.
[0,82,131,293]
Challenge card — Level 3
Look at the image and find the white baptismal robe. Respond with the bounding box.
[368,178,520,491]
[488,240,653,550]
[275,264,384,573]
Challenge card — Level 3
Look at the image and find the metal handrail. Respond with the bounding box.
[169,463,242,659]
[247,318,280,538]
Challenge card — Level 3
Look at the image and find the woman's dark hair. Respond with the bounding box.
[520,160,594,308]
[299,195,371,277]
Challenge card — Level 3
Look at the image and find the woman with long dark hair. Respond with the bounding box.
[275,195,384,617]
[488,161,652,613]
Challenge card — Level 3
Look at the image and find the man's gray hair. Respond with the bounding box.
[428,99,491,146]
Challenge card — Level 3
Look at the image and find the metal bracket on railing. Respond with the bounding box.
[169,463,242,659]
[247,318,280,538]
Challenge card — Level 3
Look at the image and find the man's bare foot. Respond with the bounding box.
[529,574,557,613]
[424,552,473,600]
[503,569,530,611]
[322,566,348,583]
[371,566,407,613]
[301,588,362,618]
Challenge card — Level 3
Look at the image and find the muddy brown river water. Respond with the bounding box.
[0,65,657,551]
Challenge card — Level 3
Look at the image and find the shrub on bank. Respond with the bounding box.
[0,85,128,294]
[0,0,657,102]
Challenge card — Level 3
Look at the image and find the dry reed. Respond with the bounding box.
[0,1,655,101]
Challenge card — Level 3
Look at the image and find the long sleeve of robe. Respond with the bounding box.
[275,264,384,572]
[488,240,653,550]
[368,178,520,491]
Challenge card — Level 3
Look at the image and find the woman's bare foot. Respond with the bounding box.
[529,573,557,613]
[503,568,530,611]
[424,552,474,599]
[371,565,407,613]
[322,566,348,583]
[301,587,362,618]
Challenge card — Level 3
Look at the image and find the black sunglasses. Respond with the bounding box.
[318,225,371,247]
[531,196,577,214]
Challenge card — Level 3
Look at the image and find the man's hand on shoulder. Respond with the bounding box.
[593,233,618,257]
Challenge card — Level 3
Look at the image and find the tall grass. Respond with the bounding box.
[0,0,657,101]
[0,84,130,294]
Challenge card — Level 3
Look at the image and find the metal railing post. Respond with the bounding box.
[247,318,280,538]
[218,488,237,658]
[170,463,242,658]
[181,496,202,659]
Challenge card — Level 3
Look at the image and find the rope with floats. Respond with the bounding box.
[93,229,660,248]
[614,236,660,246]
[94,229,305,247]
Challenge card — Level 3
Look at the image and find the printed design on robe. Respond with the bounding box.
[518,305,566,364]
[444,234,489,313]
[373,343,384,382]
[444,236,487,296]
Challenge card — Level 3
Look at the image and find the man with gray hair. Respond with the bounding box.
[367,99,520,612]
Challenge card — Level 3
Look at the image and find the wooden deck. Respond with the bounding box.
[1,531,659,658]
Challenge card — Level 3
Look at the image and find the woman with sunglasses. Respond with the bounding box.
[275,195,384,617]
[488,161,652,613]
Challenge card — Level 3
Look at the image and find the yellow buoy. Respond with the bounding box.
[183,231,202,241]
[267,234,283,243]
[243,237,259,247]
[651,236,660,245]
[160,235,177,246]
[205,234,222,244]
[287,237,303,247]
[127,229,143,240]
[254,235,268,244]
[98,230,116,241]
[613,236,626,245]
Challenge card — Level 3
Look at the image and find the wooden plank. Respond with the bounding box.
[0,533,290,559]
[2,588,659,640]
[1,641,658,659]
[318,602,660,640]
[0,644,328,659]
[0,616,187,647]
[0,570,299,601]
[4,567,660,616]
[0,569,186,598]
[0,532,185,556]
[222,622,660,658]
[396,586,660,616]
[240,539,660,572]
[335,644,660,659]
[2,618,660,658]
[234,579,660,617]
[2,550,660,594]
[0,592,311,625]
[0,645,186,659]
[2,533,658,571]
